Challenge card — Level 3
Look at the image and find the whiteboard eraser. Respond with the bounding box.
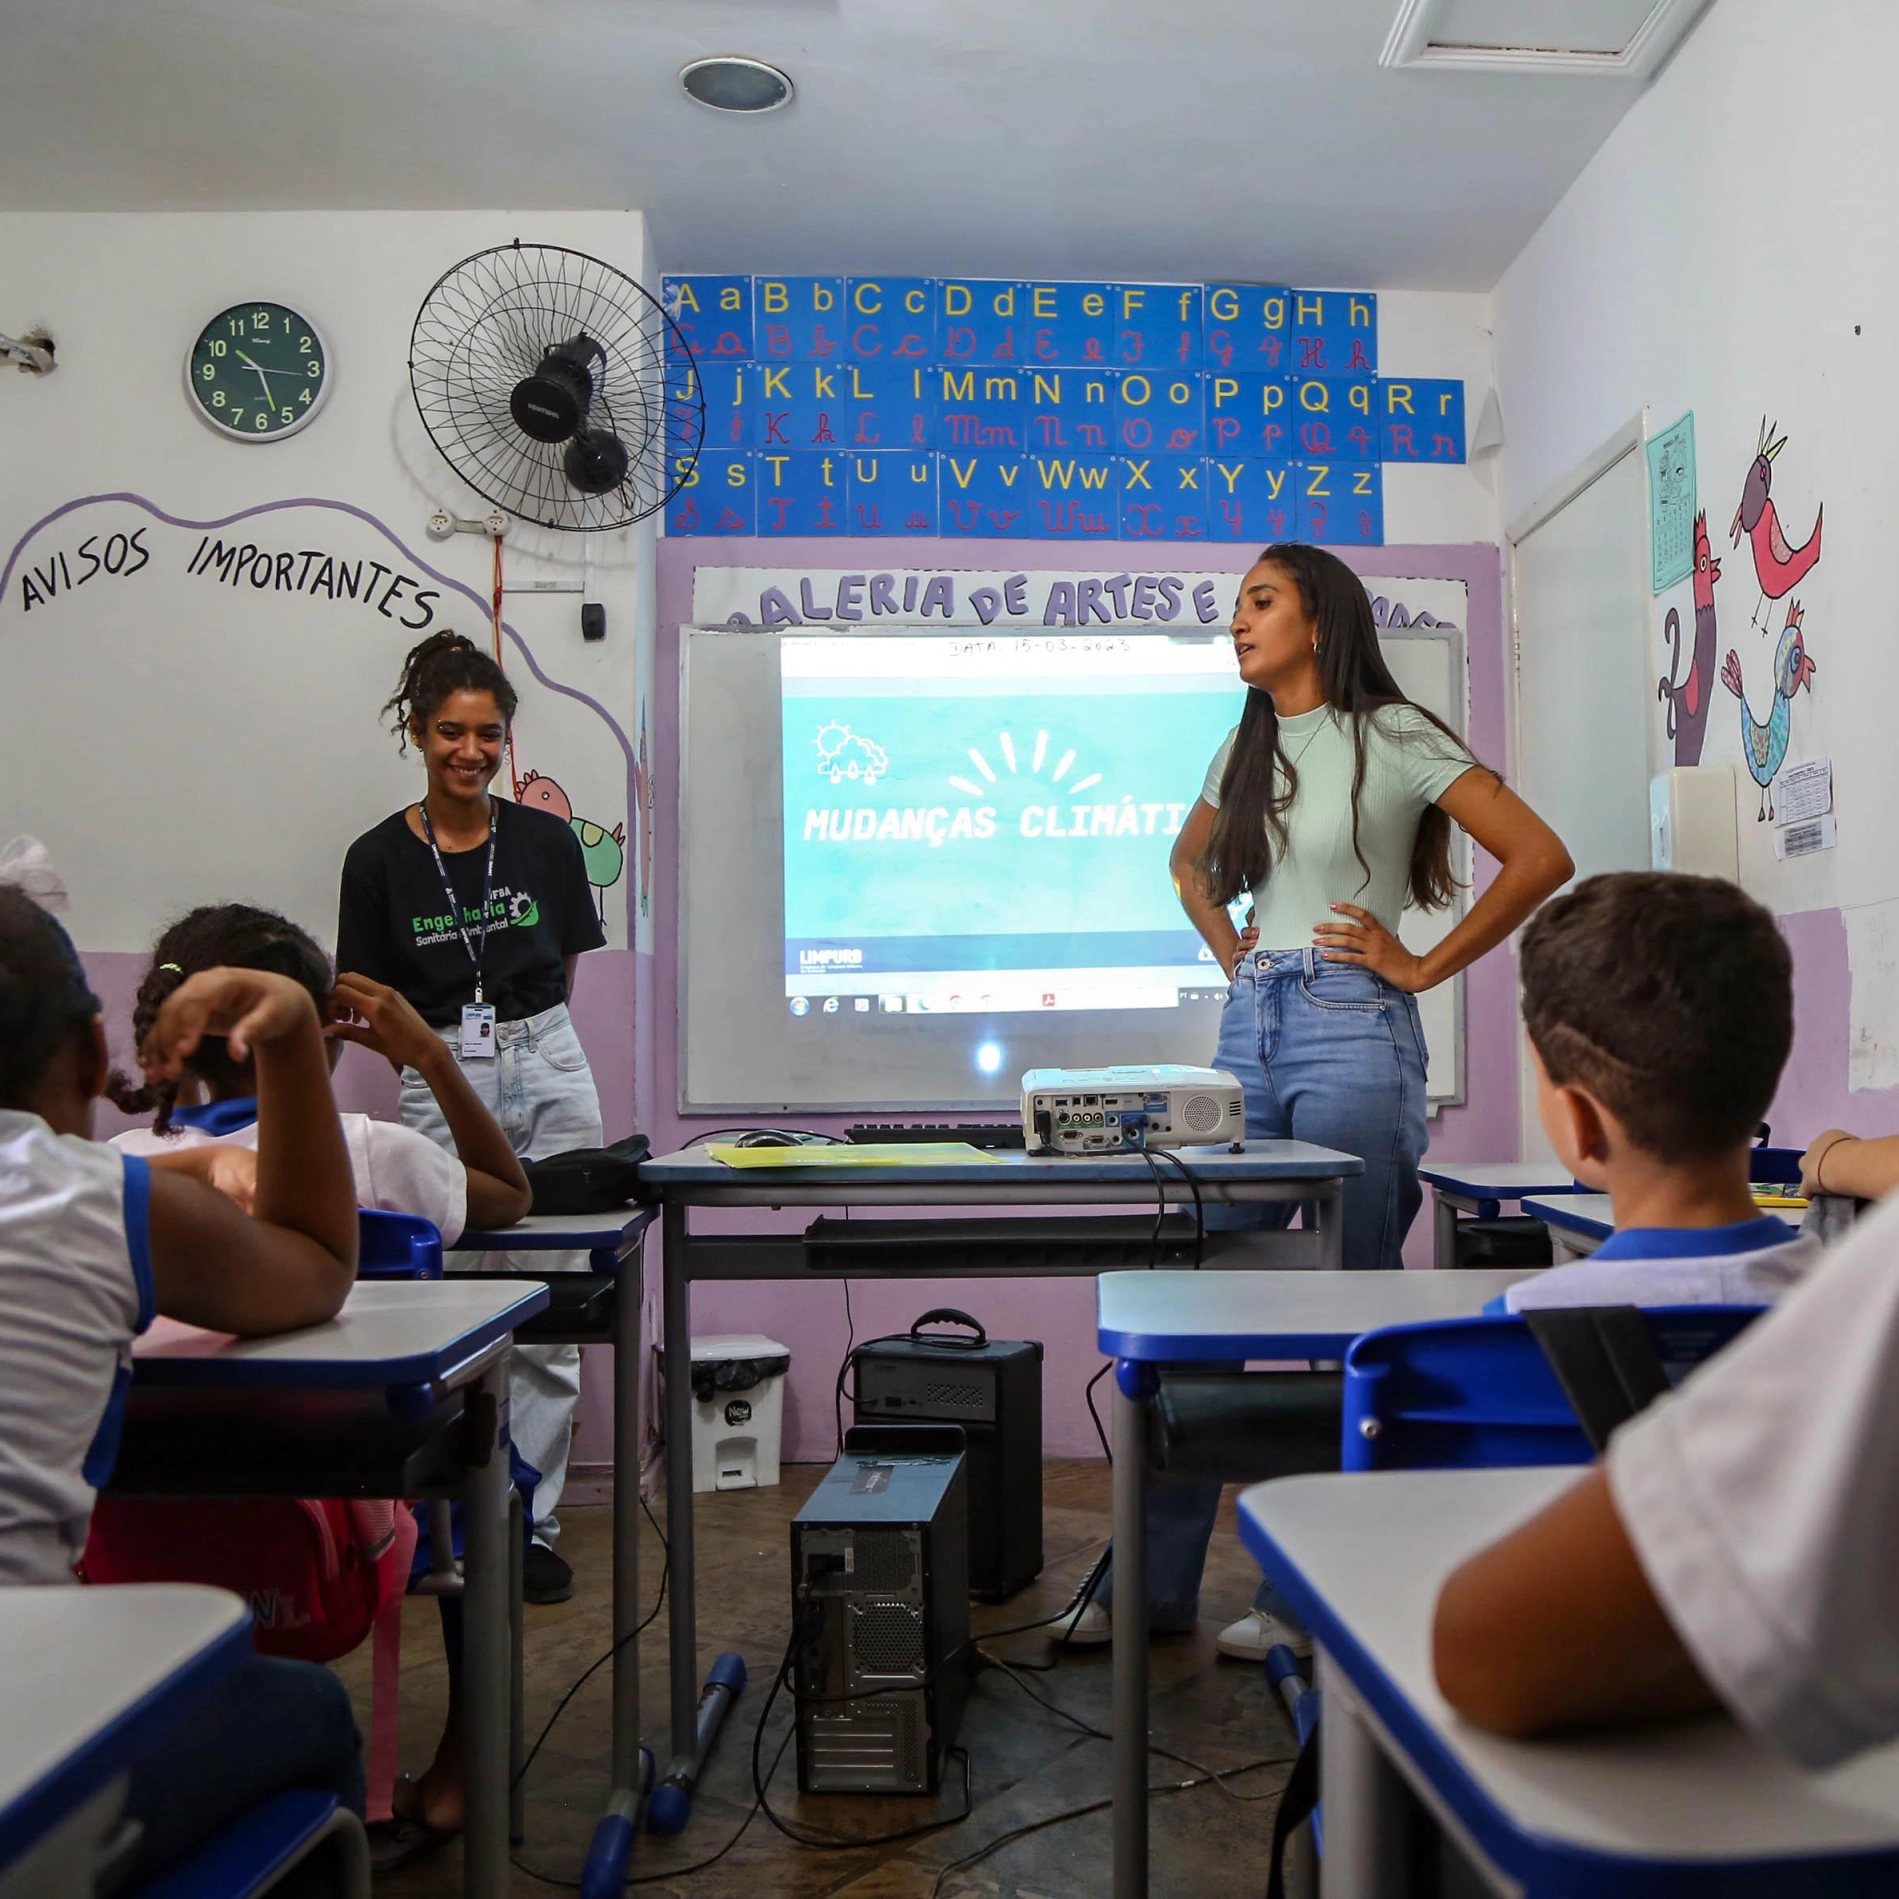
[1651,766,1737,881]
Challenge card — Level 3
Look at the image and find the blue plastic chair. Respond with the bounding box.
[129,1790,368,1898]
[1341,1305,1765,1472]
[1749,1144,1804,1189]
[354,1209,443,1280]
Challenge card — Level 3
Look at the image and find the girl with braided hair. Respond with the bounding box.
[108,903,530,1238]
[338,630,606,1619]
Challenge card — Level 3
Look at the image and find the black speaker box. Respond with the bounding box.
[850,1324,1042,1602]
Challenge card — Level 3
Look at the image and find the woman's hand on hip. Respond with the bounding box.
[328,971,442,1073]
[1226,925,1260,978]
[1314,904,1430,992]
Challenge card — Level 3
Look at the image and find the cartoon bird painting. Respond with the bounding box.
[1658,510,1722,767]
[1720,600,1817,820]
[515,769,626,922]
[1731,418,1823,629]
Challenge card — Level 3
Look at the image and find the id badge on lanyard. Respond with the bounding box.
[421,802,501,1060]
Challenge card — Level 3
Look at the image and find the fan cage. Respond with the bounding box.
[410,241,703,533]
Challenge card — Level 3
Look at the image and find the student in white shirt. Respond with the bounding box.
[1435,1184,1899,1765]
[107,903,530,1241]
[1496,871,1820,1316]
[0,886,362,1887]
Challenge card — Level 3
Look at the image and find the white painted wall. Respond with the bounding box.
[1493,0,1899,1126]
[0,208,655,956]
[1376,290,1503,548]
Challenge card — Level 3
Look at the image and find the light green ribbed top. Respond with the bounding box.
[1201,703,1473,947]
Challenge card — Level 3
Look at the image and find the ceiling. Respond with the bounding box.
[0,0,1696,289]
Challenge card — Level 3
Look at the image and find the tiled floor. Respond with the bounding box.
[340,1461,1296,1896]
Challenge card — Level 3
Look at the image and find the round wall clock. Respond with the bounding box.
[185,301,331,441]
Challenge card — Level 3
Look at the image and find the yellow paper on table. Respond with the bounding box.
[705,1141,1004,1169]
[1753,1191,1809,1209]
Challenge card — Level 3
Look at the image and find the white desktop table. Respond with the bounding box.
[124,1279,549,1899]
[644,1138,1362,1830]
[451,1205,655,1883]
[1241,1466,1899,1896]
[1095,1267,1538,1899]
[1521,1193,1616,1262]
[1416,1163,1579,1269]
[0,1584,250,1899]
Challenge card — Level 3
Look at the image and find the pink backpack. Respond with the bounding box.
[84,1496,417,1819]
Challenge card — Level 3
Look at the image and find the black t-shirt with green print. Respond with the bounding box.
[338,799,606,1026]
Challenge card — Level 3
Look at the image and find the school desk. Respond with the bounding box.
[0,1584,249,1899]
[1521,1192,1616,1261]
[642,1139,1362,1826]
[1095,1267,1538,1899]
[112,1278,549,1899]
[1240,1466,1899,1896]
[1415,1162,1578,1269]
[451,1205,655,1879]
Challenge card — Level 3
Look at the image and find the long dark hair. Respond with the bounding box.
[105,904,332,1133]
[0,888,100,1111]
[1200,543,1482,912]
[382,630,518,755]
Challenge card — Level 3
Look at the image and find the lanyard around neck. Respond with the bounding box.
[419,799,498,1003]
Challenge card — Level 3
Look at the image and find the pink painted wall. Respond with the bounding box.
[650,537,1518,1460]
[1772,911,1899,1144]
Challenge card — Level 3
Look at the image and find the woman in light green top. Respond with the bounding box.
[1063,545,1572,1661]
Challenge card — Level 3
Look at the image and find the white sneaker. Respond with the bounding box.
[1050,1598,1112,1646]
[1216,1608,1313,1662]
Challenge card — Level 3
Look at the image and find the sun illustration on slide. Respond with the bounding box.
[948,729,1103,800]
[813,721,890,787]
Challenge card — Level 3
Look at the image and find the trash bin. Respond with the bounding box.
[688,1334,791,1493]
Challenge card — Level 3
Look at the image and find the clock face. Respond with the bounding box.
[186,302,330,441]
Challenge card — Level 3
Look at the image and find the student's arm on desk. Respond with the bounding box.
[1801,1129,1899,1203]
[329,972,532,1229]
[1432,1467,1717,1737]
[141,968,357,1335]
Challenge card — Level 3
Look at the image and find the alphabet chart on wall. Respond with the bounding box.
[660,278,1466,545]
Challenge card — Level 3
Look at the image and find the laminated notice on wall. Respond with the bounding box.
[1773,757,1832,825]
[1774,815,1836,860]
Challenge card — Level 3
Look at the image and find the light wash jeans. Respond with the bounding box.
[1100,949,1429,1632]
[401,1000,603,1548]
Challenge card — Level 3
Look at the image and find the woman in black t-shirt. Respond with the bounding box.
[338,631,605,1617]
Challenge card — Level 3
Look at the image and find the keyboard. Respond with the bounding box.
[845,1121,1026,1150]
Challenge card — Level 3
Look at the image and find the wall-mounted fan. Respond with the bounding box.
[409,242,702,532]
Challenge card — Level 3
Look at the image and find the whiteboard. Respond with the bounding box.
[679,620,1470,1112]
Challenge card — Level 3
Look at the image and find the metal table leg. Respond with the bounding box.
[1433,1191,1459,1271]
[1317,1181,1345,1269]
[509,1489,525,1847]
[663,1200,700,1770]
[1111,1360,1157,1899]
[460,1355,513,1899]
[1317,1650,1411,1898]
[579,1233,653,1889]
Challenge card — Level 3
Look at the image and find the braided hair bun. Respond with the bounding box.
[383,630,517,754]
[104,904,332,1133]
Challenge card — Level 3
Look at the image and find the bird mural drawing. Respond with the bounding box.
[1731,418,1823,629]
[515,768,626,924]
[1658,510,1722,767]
[1721,600,1817,821]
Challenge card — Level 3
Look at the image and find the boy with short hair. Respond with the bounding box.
[1501,870,1818,1313]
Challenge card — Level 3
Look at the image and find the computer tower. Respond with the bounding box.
[791,1426,969,1795]
[851,1327,1043,1601]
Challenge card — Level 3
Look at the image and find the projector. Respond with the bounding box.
[1020,1064,1245,1155]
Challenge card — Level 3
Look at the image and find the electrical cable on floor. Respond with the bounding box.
[1084,1359,1114,1465]
[511,1493,669,1795]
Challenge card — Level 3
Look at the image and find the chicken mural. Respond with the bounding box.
[1721,600,1817,821]
[514,768,626,924]
[1658,510,1722,767]
[1731,418,1823,629]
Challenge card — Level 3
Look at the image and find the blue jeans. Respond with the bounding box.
[1101,949,1429,1631]
[401,1000,604,1545]
[124,1654,363,1889]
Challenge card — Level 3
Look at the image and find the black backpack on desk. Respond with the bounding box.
[521,1134,652,1214]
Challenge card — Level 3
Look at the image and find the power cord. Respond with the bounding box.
[1154,1147,1206,1265]
[688,1125,849,1147]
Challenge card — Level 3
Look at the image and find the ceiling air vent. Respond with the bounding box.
[1380,0,1712,77]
